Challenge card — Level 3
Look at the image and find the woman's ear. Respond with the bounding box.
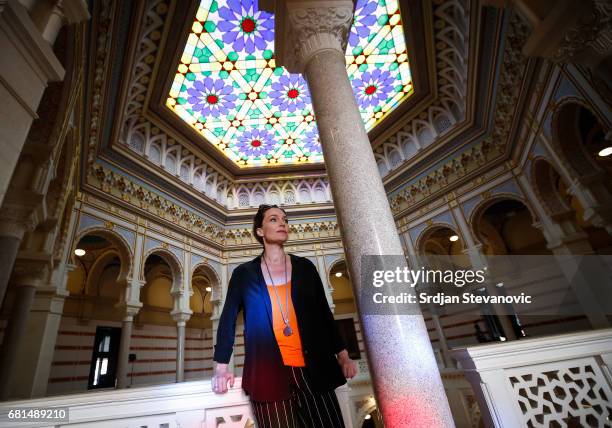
[256,227,263,237]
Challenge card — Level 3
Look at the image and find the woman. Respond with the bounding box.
[212,204,357,428]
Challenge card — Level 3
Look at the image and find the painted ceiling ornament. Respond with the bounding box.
[168,0,413,167]
[352,69,396,110]
[188,77,237,117]
[349,0,378,47]
[217,0,274,54]
[302,126,322,155]
[269,74,311,113]
[235,128,277,158]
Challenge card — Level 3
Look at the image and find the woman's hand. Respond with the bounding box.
[211,363,235,394]
[336,350,358,379]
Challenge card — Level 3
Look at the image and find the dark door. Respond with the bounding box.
[88,326,121,389]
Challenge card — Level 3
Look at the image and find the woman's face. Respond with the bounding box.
[257,207,289,245]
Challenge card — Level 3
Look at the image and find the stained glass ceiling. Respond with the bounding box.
[167,0,413,167]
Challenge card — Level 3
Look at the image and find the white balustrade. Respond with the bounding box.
[0,378,253,428]
[452,328,612,427]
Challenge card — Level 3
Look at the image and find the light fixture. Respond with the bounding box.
[449,235,459,242]
[496,282,504,288]
[335,272,342,277]
[205,286,212,292]
[598,147,612,157]
[74,248,86,257]
[365,414,372,420]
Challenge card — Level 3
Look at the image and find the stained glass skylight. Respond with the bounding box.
[167,0,412,167]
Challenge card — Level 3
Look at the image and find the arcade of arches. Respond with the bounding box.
[0,0,611,427]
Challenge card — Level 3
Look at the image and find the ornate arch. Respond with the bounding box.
[326,256,346,282]
[414,223,465,255]
[469,195,538,247]
[191,261,222,303]
[72,227,133,283]
[531,157,573,217]
[141,248,183,293]
[85,249,123,296]
[551,99,608,179]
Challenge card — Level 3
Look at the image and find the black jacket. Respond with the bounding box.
[213,253,347,401]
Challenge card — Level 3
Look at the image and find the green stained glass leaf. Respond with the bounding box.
[203,21,216,32]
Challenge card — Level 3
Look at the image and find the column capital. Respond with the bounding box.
[171,310,192,325]
[115,302,142,321]
[275,0,353,73]
[11,258,51,287]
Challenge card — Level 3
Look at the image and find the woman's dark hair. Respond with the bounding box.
[252,204,288,245]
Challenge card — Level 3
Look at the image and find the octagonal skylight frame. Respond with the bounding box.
[167,0,413,167]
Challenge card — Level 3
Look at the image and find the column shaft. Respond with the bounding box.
[116,317,133,389]
[0,235,22,307]
[176,322,186,382]
[8,290,65,398]
[304,48,454,427]
[0,285,36,399]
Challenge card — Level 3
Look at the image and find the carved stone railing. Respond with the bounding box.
[0,378,253,428]
[452,328,612,428]
[0,377,356,428]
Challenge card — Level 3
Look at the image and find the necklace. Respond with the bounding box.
[262,253,293,336]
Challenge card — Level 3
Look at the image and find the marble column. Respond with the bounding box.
[451,205,518,340]
[115,305,140,389]
[517,173,611,328]
[172,312,191,382]
[0,285,36,399]
[7,286,67,398]
[0,210,35,307]
[0,257,48,400]
[275,2,454,426]
[0,0,88,206]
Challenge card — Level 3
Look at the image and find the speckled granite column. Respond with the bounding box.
[116,305,140,389]
[275,2,454,426]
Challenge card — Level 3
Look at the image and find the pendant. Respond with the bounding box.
[283,325,293,336]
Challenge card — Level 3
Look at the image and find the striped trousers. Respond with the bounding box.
[250,366,345,428]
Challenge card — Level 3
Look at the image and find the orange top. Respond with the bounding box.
[266,281,305,367]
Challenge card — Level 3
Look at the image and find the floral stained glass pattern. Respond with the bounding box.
[167,0,412,167]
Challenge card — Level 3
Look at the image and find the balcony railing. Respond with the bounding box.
[452,328,612,427]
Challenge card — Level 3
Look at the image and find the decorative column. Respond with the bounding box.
[516,173,611,328]
[274,2,454,426]
[115,303,141,389]
[0,0,88,206]
[0,261,49,400]
[0,202,39,307]
[451,205,519,341]
[8,285,68,398]
[172,311,191,382]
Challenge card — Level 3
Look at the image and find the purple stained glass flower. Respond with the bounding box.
[217,0,274,54]
[187,77,237,118]
[349,0,378,47]
[302,126,322,154]
[234,128,277,158]
[268,74,311,113]
[352,69,395,109]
